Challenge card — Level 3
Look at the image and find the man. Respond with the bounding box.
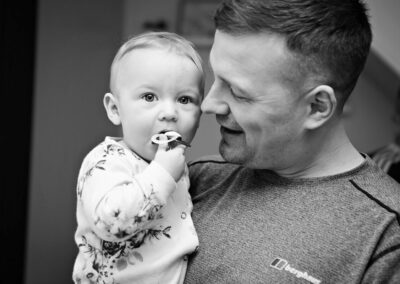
[184,0,400,283]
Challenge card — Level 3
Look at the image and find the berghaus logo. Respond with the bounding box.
[270,258,321,284]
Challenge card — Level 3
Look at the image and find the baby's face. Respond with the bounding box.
[113,48,203,160]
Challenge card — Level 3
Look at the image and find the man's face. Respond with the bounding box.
[202,30,309,170]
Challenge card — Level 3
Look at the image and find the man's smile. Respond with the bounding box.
[216,115,243,134]
[220,126,243,135]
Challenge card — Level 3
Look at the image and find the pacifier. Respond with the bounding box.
[151,130,191,149]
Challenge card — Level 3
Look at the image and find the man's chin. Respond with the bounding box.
[219,141,248,165]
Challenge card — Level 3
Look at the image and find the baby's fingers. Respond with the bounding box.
[155,134,169,152]
[173,144,186,155]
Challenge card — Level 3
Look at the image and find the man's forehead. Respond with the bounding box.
[210,31,303,87]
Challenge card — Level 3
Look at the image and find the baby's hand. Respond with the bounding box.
[153,134,186,181]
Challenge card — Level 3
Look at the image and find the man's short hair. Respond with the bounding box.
[214,0,372,110]
[110,31,205,95]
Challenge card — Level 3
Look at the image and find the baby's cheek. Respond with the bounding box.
[183,124,199,143]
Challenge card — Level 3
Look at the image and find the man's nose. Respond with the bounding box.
[201,83,229,114]
[158,101,178,121]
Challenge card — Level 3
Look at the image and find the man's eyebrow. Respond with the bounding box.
[220,76,248,95]
[207,52,246,94]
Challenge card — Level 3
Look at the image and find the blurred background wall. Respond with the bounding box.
[21,0,399,283]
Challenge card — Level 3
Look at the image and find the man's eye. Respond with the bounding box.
[229,87,242,99]
[142,93,156,102]
[229,86,237,96]
[178,96,192,104]
[229,86,250,102]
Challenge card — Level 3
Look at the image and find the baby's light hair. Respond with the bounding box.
[110,31,205,95]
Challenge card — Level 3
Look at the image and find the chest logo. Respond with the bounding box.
[270,258,321,284]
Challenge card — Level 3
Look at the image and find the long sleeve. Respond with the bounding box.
[77,139,176,242]
[73,138,198,284]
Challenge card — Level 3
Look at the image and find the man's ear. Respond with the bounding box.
[303,85,337,130]
[103,92,121,125]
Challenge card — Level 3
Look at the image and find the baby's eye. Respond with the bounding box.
[141,93,157,102]
[178,96,193,104]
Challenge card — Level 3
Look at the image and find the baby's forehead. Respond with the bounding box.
[118,47,199,72]
[111,43,205,95]
[120,48,201,77]
[121,45,187,61]
[113,48,203,88]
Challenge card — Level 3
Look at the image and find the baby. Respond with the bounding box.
[72,31,204,284]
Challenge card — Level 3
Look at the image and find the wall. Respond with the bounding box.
[24,1,123,283]
[344,0,400,152]
[344,71,397,152]
[366,0,400,77]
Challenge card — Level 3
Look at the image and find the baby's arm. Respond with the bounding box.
[77,139,185,242]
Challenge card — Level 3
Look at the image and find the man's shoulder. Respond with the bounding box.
[187,155,242,193]
[350,160,400,218]
[188,154,227,167]
[188,154,241,175]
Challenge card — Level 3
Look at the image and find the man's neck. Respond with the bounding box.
[277,122,365,178]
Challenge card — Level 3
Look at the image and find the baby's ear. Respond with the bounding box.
[303,85,337,130]
[103,92,121,125]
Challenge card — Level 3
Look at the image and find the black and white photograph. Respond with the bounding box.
[4,0,400,283]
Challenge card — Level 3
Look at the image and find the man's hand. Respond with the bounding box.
[153,134,186,181]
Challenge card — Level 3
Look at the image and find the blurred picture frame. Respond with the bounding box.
[176,0,220,47]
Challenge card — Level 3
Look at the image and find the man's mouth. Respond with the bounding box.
[216,115,243,135]
[220,126,243,135]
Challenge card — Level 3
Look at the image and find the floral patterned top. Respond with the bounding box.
[73,137,198,284]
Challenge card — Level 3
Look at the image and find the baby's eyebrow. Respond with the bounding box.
[178,88,201,95]
[135,84,157,90]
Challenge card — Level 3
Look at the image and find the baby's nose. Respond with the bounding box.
[158,102,178,121]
